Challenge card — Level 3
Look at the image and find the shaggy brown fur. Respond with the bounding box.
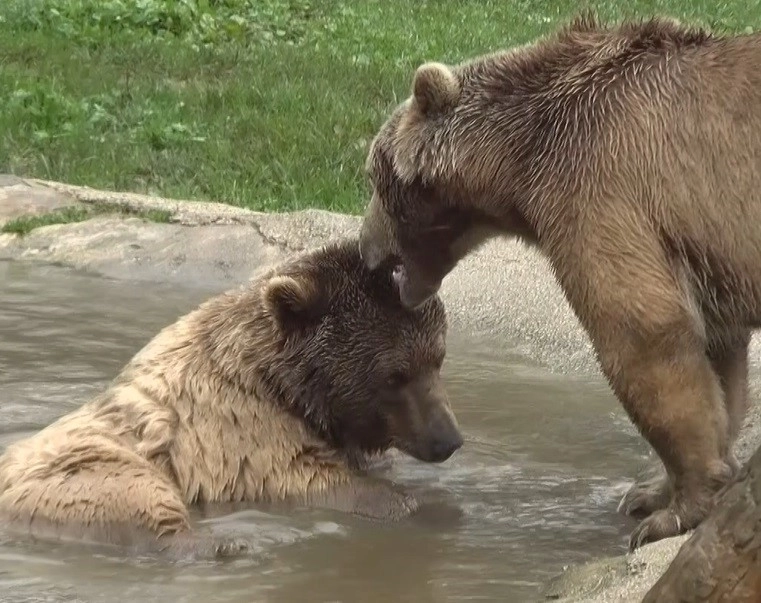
[0,239,462,557]
[358,14,761,550]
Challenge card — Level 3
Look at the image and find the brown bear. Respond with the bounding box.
[358,14,761,550]
[0,239,462,558]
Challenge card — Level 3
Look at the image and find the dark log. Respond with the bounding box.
[643,445,761,602]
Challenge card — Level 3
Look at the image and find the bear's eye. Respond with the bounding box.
[386,370,410,387]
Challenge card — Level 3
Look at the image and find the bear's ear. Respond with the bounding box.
[412,62,460,116]
[263,275,327,330]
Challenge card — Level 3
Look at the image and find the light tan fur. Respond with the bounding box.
[411,62,461,116]
[358,14,761,549]
[0,240,460,557]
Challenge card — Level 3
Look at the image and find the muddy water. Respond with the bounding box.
[0,260,652,603]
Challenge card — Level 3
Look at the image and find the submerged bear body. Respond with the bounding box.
[0,239,462,556]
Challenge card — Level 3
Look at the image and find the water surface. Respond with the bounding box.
[0,260,650,602]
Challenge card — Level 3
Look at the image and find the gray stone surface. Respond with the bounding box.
[2,176,761,602]
[0,176,80,224]
[0,216,283,291]
[543,535,690,602]
[3,179,598,376]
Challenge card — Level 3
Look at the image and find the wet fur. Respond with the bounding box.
[0,240,454,557]
[360,14,761,549]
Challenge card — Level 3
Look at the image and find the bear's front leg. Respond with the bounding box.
[305,476,419,522]
[585,294,735,550]
[553,229,741,550]
[160,529,254,561]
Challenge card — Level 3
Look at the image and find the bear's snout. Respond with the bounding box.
[359,200,395,271]
[412,401,463,464]
[391,376,463,464]
[396,271,442,310]
[358,230,384,270]
[425,421,464,463]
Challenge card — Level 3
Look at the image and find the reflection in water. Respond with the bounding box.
[0,260,651,602]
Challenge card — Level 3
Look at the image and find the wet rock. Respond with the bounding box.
[642,442,761,603]
[0,177,80,226]
[543,535,689,602]
[0,216,283,291]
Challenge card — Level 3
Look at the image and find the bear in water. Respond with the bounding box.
[0,239,462,557]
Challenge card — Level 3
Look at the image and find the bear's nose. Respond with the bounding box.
[430,430,463,463]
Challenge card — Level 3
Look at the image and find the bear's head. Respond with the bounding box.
[262,239,462,464]
[359,59,525,309]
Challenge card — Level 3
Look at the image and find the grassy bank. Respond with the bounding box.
[1,1,760,214]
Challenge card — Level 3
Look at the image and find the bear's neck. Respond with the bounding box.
[193,291,383,468]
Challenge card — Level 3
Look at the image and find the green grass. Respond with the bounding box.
[1,204,172,236]
[1,1,761,214]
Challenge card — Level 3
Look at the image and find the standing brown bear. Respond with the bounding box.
[0,239,462,557]
[359,14,761,550]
